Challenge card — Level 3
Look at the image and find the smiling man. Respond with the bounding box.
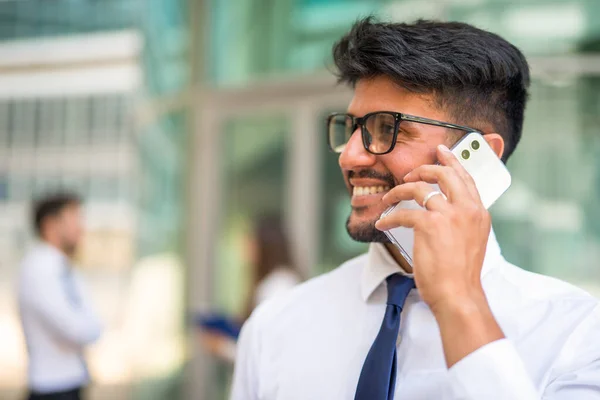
[230,18,600,400]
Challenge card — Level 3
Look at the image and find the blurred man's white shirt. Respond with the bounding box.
[231,230,600,400]
[17,242,103,393]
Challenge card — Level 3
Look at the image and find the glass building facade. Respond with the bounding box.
[0,0,140,40]
[1,0,600,399]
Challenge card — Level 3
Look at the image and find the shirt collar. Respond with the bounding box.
[360,228,503,302]
[38,241,69,264]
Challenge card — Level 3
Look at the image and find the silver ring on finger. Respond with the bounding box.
[422,190,446,210]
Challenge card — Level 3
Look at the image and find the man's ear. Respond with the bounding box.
[483,133,505,159]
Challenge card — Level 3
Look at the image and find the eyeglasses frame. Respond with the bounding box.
[326,111,482,155]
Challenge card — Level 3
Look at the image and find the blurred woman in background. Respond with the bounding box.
[243,214,302,319]
[200,214,302,362]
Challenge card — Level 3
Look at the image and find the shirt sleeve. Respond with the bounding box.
[542,304,600,399]
[230,313,261,400]
[23,261,103,346]
[448,339,539,399]
[543,361,600,399]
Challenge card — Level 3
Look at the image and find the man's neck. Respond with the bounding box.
[384,242,414,274]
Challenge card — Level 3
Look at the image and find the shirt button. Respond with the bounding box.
[396,334,402,346]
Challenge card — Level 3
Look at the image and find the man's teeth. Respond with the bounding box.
[352,186,390,196]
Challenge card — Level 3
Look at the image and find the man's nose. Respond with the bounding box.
[339,128,377,170]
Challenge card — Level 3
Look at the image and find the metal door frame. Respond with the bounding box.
[188,73,352,311]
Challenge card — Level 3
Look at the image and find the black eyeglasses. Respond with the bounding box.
[326,111,481,155]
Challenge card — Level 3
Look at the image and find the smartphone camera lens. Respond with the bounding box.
[461,149,470,160]
[471,140,480,151]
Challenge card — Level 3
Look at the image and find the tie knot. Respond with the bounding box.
[386,274,415,308]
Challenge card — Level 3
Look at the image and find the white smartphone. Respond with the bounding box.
[381,132,511,267]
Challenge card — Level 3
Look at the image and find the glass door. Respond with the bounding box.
[207,112,290,398]
[215,113,290,317]
[187,80,351,400]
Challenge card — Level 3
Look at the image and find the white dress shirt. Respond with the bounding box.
[231,230,600,399]
[17,242,103,393]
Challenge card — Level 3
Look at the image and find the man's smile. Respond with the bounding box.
[349,176,395,208]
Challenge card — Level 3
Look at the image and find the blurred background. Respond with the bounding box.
[1,0,600,399]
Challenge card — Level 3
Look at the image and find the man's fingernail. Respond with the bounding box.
[438,144,451,153]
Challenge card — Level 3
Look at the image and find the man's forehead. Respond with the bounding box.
[347,77,443,119]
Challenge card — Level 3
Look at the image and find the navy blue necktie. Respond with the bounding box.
[355,274,415,400]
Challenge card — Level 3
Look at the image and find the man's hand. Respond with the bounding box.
[375,144,504,367]
[375,144,490,310]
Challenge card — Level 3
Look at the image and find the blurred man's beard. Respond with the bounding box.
[61,239,78,257]
[346,210,389,243]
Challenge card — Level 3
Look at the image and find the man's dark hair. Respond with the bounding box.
[33,192,81,236]
[332,17,530,162]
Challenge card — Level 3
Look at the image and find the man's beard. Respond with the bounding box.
[345,169,396,243]
[346,209,390,243]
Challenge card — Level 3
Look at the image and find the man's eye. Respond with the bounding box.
[395,129,412,143]
[379,124,395,135]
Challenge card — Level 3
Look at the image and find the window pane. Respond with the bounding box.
[210,113,289,397]
[37,98,64,146]
[0,0,139,40]
[7,174,31,202]
[492,77,600,296]
[11,100,36,147]
[64,97,90,146]
[0,101,9,147]
[90,96,108,146]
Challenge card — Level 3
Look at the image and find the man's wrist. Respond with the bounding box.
[429,288,505,367]
[430,288,489,320]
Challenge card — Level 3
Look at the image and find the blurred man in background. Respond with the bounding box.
[17,192,103,400]
[231,18,600,399]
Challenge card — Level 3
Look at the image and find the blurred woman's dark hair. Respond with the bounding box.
[244,214,300,319]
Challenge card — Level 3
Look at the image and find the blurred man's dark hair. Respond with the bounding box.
[33,192,82,237]
[332,17,530,162]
